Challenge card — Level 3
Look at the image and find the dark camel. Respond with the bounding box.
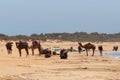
[29,40,41,56]
[78,42,96,56]
[16,41,29,57]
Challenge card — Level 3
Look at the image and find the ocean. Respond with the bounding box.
[106,52,120,59]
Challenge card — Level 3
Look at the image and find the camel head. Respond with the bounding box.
[15,42,19,48]
[78,42,81,45]
[78,42,83,47]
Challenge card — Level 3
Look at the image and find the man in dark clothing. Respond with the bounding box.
[78,46,82,53]
[60,49,68,59]
[6,42,13,54]
[98,45,103,56]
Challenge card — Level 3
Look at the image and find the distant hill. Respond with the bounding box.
[0,32,120,42]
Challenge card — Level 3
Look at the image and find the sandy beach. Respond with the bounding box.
[0,41,120,80]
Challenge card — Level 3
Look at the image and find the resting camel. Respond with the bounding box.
[16,41,29,57]
[29,40,41,56]
[78,42,96,56]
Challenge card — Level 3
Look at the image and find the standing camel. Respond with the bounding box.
[16,41,29,57]
[29,40,41,56]
[78,42,96,56]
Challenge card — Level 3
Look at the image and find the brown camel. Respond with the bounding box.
[16,41,29,57]
[78,42,96,56]
[29,40,41,56]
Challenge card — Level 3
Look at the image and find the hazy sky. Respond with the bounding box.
[0,0,120,35]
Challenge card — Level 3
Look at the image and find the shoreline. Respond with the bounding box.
[105,51,120,59]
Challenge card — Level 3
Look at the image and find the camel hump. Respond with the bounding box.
[78,42,81,44]
[16,41,28,46]
[87,42,92,45]
[32,40,40,46]
[84,42,95,48]
[20,41,28,44]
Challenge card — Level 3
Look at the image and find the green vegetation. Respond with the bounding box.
[0,32,120,42]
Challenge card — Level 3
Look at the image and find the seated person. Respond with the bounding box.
[60,49,68,59]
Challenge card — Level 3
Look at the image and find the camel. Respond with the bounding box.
[78,42,96,56]
[6,41,13,54]
[16,41,29,57]
[29,40,41,56]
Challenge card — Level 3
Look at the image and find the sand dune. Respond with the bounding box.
[0,41,120,80]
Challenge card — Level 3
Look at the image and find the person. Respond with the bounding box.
[69,46,73,52]
[98,45,103,56]
[45,50,51,58]
[60,49,68,59]
[78,46,82,53]
[113,46,118,51]
[6,41,13,54]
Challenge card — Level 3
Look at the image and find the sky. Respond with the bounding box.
[0,0,120,36]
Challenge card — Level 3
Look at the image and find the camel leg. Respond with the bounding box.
[86,49,88,56]
[19,49,22,57]
[38,47,41,56]
[92,50,95,56]
[32,48,34,55]
[25,48,29,57]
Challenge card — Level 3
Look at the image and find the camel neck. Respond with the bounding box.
[79,43,84,48]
